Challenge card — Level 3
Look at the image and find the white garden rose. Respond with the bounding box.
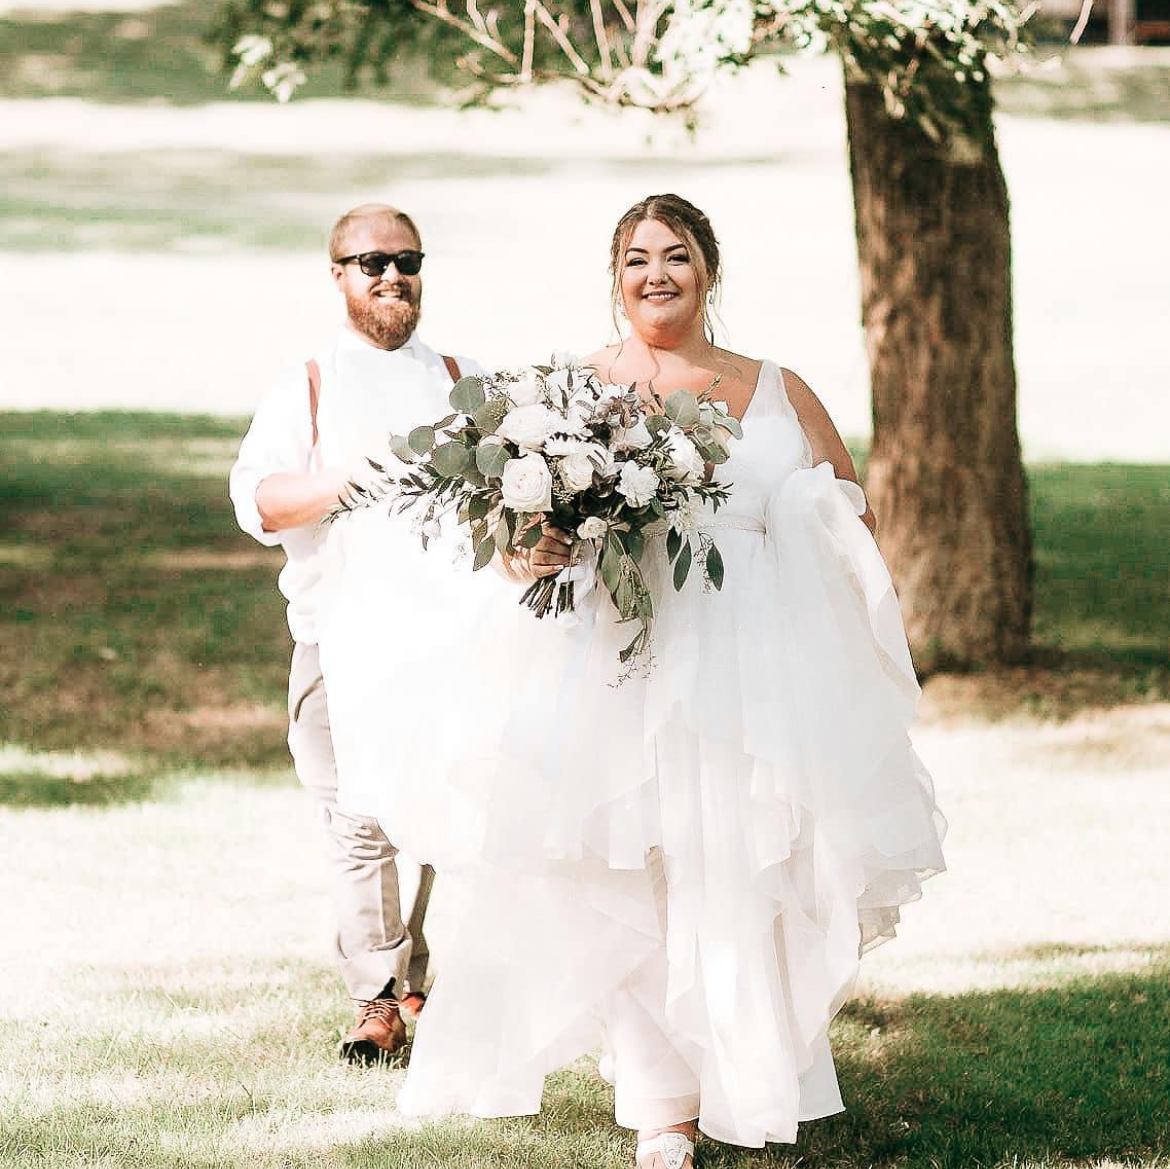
[497,404,559,450]
[595,382,627,403]
[663,430,706,485]
[613,419,653,451]
[560,444,609,492]
[501,452,553,512]
[617,462,660,507]
[578,516,607,539]
[508,376,543,407]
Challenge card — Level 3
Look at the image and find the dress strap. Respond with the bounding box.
[773,363,815,468]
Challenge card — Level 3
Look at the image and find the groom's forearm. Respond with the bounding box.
[256,470,353,532]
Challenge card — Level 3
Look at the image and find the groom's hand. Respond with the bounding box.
[530,523,573,578]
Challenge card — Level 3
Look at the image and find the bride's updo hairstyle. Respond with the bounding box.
[609,193,722,338]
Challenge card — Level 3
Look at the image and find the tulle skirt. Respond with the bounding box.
[317,462,946,1146]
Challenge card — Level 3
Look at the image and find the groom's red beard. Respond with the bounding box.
[346,282,421,350]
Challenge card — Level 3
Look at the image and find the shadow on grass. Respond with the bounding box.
[3,949,1167,1166]
[2,412,1169,787]
[0,766,158,807]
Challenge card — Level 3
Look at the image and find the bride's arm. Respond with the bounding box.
[781,367,878,535]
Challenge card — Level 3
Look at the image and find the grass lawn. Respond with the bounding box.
[2,414,1169,1167]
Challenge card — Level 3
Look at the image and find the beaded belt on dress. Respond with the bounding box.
[646,515,766,538]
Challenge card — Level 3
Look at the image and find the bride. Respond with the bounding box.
[317,193,946,1168]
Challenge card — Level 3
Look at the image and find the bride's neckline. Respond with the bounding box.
[636,358,768,427]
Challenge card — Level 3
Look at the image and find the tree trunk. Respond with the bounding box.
[843,78,1032,671]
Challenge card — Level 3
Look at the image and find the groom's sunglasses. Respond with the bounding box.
[333,250,425,278]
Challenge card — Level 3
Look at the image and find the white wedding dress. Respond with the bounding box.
[316,360,946,1147]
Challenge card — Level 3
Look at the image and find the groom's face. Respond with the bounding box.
[331,217,423,350]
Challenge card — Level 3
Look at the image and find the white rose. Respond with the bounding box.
[551,351,579,369]
[508,376,543,407]
[578,516,607,540]
[557,403,592,436]
[500,452,553,512]
[613,419,653,451]
[560,444,609,492]
[663,430,706,484]
[617,461,660,507]
[497,404,558,450]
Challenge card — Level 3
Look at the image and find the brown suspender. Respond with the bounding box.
[305,354,461,467]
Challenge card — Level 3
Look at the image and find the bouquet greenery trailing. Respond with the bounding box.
[334,358,744,666]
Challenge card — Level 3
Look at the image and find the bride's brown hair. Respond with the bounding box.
[609,193,722,339]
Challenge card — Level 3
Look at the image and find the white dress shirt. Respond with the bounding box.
[230,328,484,644]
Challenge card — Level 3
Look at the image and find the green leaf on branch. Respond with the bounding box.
[494,511,513,553]
[719,415,743,440]
[673,540,692,591]
[472,533,496,571]
[519,520,544,549]
[476,442,511,478]
[408,426,436,455]
[600,539,622,593]
[431,442,471,478]
[449,377,486,414]
[706,543,725,590]
[390,434,415,464]
[472,400,506,434]
[468,495,491,521]
[666,527,682,562]
[646,414,672,437]
[664,390,700,428]
[624,526,644,561]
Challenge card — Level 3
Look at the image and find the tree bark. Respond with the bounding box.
[843,78,1032,670]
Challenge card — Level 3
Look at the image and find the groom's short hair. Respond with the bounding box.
[328,203,422,260]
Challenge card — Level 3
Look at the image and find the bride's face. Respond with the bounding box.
[619,219,702,339]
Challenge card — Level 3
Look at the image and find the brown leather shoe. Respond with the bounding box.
[339,997,406,1064]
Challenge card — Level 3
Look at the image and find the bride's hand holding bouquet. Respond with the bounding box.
[336,358,743,665]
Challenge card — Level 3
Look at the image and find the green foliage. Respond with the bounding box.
[211,0,1033,144]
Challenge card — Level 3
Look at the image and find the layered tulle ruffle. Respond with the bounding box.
[316,373,946,1146]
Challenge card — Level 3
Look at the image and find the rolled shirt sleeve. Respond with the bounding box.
[229,363,315,547]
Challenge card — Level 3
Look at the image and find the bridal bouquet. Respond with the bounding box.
[341,359,743,666]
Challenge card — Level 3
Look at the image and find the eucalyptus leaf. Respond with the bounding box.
[600,543,621,593]
[494,511,513,553]
[472,534,496,571]
[472,401,505,434]
[408,426,436,455]
[432,442,471,478]
[645,414,672,437]
[434,413,459,429]
[476,442,511,478]
[468,495,491,522]
[719,415,744,440]
[664,390,700,428]
[449,377,487,414]
[706,543,725,590]
[673,540,692,591]
[390,434,415,464]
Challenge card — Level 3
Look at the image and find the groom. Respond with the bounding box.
[230,203,482,1062]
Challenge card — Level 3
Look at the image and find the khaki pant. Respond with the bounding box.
[287,641,434,1001]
